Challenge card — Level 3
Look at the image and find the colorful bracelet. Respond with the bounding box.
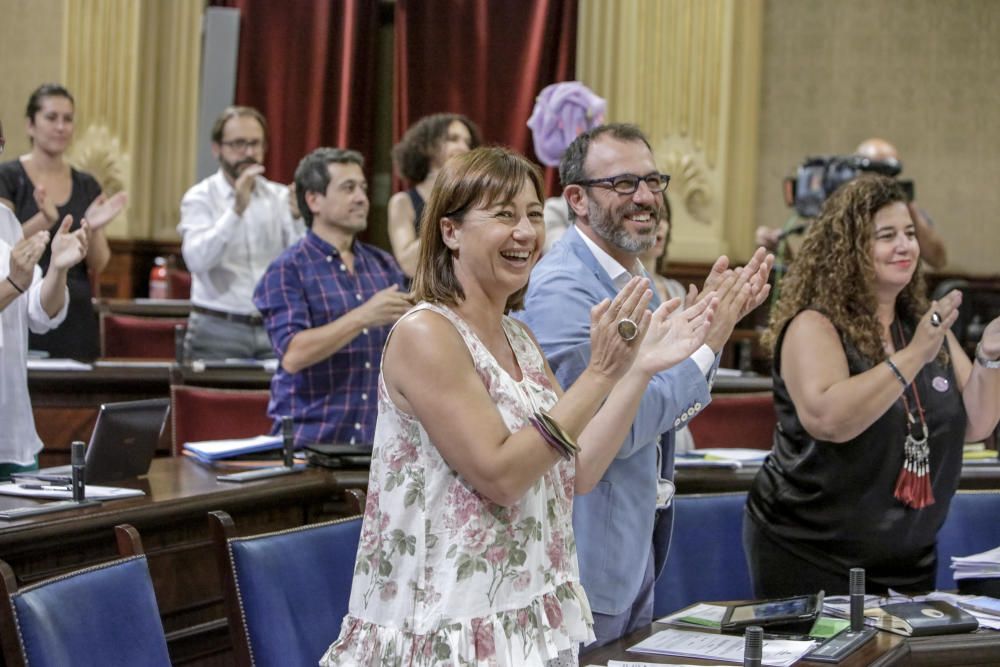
[6,276,25,294]
[885,358,908,388]
[529,410,580,460]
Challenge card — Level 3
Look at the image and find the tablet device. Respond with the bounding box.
[720,591,824,634]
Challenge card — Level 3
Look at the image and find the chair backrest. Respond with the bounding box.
[209,503,364,667]
[100,313,187,359]
[0,525,170,667]
[170,385,273,456]
[654,492,752,616]
[935,491,1000,590]
[688,393,775,450]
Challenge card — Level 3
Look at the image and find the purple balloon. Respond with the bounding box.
[527,81,607,167]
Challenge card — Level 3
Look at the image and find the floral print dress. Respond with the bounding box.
[321,302,594,666]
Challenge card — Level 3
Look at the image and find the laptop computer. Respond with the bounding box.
[16,398,170,485]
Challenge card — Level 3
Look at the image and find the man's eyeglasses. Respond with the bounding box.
[573,172,670,195]
[220,138,264,152]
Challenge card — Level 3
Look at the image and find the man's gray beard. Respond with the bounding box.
[588,201,656,254]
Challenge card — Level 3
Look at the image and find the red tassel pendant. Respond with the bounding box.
[894,422,934,510]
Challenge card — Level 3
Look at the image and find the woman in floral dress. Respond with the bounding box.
[322,147,714,666]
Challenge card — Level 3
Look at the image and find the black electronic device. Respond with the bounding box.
[743,625,763,667]
[783,154,913,218]
[720,591,824,634]
[804,627,877,663]
[216,414,306,483]
[304,443,373,469]
[70,440,86,502]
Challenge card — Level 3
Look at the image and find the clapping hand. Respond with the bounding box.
[587,276,653,381]
[32,185,59,225]
[908,290,962,365]
[7,232,49,291]
[634,293,716,377]
[84,192,128,231]
[979,315,1000,362]
[234,165,265,215]
[49,215,89,270]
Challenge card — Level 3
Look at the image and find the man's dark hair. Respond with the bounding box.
[294,147,364,228]
[558,123,654,221]
[26,83,74,121]
[210,106,269,145]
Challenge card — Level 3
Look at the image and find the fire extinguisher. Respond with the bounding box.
[149,257,169,299]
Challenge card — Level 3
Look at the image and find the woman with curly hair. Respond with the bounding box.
[387,113,480,277]
[744,175,1000,597]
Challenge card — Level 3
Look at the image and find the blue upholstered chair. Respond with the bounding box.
[654,492,753,616]
[935,490,1000,590]
[209,490,365,667]
[0,524,170,667]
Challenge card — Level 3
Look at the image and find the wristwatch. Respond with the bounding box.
[975,342,1000,369]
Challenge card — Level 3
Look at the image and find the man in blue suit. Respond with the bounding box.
[517,123,771,646]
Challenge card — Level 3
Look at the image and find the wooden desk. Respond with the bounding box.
[675,462,1000,495]
[0,457,367,666]
[28,361,273,466]
[94,297,192,318]
[580,619,1000,666]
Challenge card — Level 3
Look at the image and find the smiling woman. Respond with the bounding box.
[745,175,1000,599]
[0,84,126,361]
[321,146,714,666]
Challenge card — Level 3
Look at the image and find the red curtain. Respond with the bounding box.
[394,0,578,196]
[210,0,379,184]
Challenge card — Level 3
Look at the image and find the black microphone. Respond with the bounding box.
[282,416,294,468]
[743,625,763,667]
[850,567,866,631]
[71,440,86,502]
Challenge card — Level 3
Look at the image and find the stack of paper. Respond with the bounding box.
[184,435,283,463]
[628,628,815,666]
[952,545,1000,580]
[675,448,769,469]
[0,482,144,500]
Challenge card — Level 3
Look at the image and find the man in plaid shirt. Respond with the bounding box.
[254,148,409,446]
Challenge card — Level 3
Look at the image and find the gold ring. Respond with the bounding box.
[617,318,638,341]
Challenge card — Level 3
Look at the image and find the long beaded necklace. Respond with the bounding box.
[891,321,934,509]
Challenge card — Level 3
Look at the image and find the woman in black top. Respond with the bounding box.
[0,84,126,360]
[387,113,480,278]
[745,175,1000,596]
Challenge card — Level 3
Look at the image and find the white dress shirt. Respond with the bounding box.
[178,169,304,315]
[577,228,716,376]
[0,207,68,464]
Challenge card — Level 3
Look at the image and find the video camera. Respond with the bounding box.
[784,155,915,218]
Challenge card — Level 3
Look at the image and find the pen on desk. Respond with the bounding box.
[17,484,72,491]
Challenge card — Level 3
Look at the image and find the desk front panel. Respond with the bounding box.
[0,458,367,666]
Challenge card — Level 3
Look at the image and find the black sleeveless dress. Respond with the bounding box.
[0,160,101,361]
[745,311,966,594]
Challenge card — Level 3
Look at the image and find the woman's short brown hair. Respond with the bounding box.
[392,113,481,184]
[410,146,544,313]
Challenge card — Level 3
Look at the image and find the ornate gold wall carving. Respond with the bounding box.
[62,0,202,240]
[577,0,763,262]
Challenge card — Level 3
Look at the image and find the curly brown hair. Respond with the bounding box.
[763,175,929,365]
[392,113,482,184]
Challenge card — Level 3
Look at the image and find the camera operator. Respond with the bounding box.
[856,138,947,269]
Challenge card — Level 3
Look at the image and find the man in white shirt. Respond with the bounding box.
[178,106,304,361]
[1,119,90,477]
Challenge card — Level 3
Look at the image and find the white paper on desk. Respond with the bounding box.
[674,457,742,469]
[657,602,727,625]
[0,483,144,500]
[607,661,730,667]
[628,628,815,666]
[26,358,93,371]
[694,448,769,462]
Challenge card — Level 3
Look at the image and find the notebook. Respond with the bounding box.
[16,398,170,485]
[869,600,979,637]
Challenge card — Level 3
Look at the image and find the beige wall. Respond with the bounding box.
[0,0,66,157]
[755,0,1000,275]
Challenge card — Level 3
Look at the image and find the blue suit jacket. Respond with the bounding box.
[515,225,713,615]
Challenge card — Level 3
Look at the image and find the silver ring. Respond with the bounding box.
[930,312,942,328]
[617,318,638,341]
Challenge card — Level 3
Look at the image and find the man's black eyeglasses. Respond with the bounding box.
[220,138,264,152]
[573,172,670,195]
